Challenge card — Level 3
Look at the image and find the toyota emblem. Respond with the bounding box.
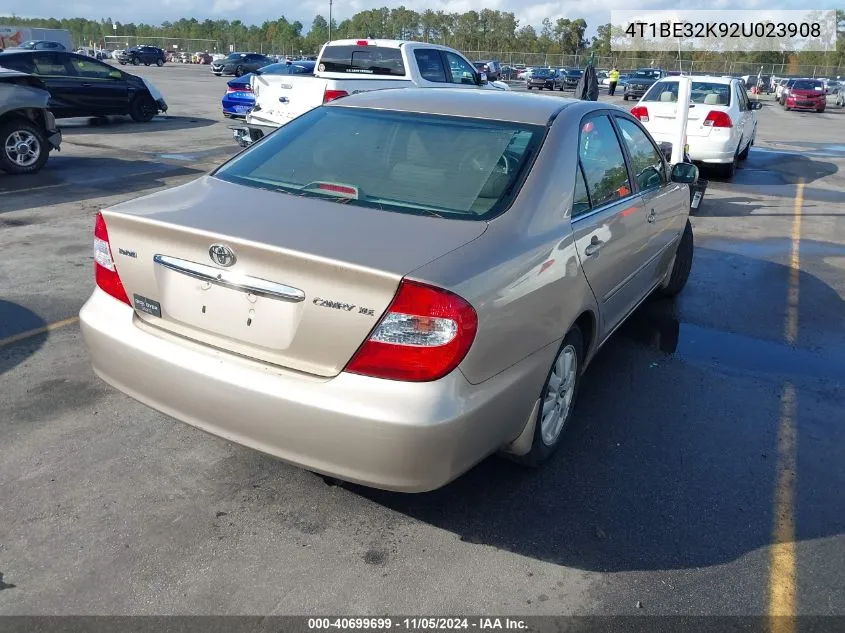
[209,244,237,267]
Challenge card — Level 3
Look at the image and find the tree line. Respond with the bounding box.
[2,10,843,70]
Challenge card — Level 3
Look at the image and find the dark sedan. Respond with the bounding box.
[211,52,273,77]
[222,60,315,118]
[0,50,167,121]
[623,68,666,101]
[560,68,583,90]
[526,68,561,91]
[10,40,67,51]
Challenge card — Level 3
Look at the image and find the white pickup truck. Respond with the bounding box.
[231,39,510,146]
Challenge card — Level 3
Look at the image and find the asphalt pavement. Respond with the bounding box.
[1,64,843,619]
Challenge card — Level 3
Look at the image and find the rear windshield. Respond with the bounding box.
[318,45,405,76]
[792,80,823,90]
[533,68,553,76]
[643,80,733,106]
[214,107,544,220]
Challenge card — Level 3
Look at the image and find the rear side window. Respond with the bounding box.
[414,49,447,83]
[32,53,69,76]
[319,46,405,76]
[214,107,545,220]
[578,116,632,208]
[0,55,35,73]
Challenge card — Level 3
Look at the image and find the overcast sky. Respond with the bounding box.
[4,0,831,37]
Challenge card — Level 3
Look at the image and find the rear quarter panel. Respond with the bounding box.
[410,106,600,386]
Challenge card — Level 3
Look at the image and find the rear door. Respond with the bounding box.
[66,54,130,115]
[30,52,79,117]
[570,113,651,335]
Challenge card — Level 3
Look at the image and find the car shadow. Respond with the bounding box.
[0,156,206,214]
[339,248,845,573]
[57,115,218,136]
[0,300,48,376]
[700,148,837,186]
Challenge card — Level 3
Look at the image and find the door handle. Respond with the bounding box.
[584,236,603,256]
[81,82,92,88]
[647,209,656,223]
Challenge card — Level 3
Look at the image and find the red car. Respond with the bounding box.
[783,79,826,112]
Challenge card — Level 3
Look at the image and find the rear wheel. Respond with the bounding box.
[720,158,737,179]
[0,120,49,175]
[816,107,825,113]
[156,59,164,67]
[623,94,629,101]
[508,326,583,467]
[659,219,694,297]
[131,56,139,65]
[129,94,158,122]
[235,65,244,77]
[738,139,750,160]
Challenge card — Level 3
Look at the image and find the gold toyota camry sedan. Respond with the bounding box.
[80,88,698,492]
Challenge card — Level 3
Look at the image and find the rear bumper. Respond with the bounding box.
[649,132,736,164]
[79,289,546,492]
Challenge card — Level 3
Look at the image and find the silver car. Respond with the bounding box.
[80,89,698,492]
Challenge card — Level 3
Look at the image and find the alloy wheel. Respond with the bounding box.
[4,130,41,167]
[540,344,578,446]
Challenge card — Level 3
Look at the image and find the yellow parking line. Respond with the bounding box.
[767,178,804,633]
[0,316,79,348]
[784,180,804,345]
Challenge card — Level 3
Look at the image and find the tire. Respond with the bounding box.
[119,61,126,66]
[721,158,737,179]
[0,119,49,175]
[131,56,139,66]
[623,95,629,101]
[129,94,158,122]
[235,65,244,77]
[816,108,824,113]
[659,219,694,297]
[508,326,584,467]
[738,139,750,160]
[527,86,532,90]
[144,61,150,66]
[156,59,164,67]
[783,103,790,111]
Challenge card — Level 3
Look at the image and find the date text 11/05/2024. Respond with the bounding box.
[307,618,528,630]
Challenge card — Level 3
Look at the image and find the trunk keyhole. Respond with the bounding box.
[247,308,255,327]
[202,305,206,314]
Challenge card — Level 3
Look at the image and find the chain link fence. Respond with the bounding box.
[462,51,843,78]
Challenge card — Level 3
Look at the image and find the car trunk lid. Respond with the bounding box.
[640,100,714,137]
[100,176,487,378]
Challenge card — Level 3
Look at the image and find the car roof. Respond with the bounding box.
[329,88,579,125]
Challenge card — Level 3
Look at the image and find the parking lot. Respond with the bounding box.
[1,62,844,617]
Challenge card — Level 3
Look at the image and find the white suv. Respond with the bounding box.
[630,75,761,179]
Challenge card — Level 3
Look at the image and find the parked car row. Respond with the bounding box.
[0,49,168,174]
[222,60,316,117]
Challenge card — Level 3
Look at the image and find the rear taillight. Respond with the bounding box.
[227,84,251,93]
[630,106,649,122]
[94,212,130,305]
[344,280,478,382]
[703,111,733,128]
[323,89,349,103]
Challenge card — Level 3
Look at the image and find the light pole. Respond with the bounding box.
[329,0,333,42]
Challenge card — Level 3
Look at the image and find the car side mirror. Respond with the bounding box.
[750,101,762,110]
[670,162,699,184]
[478,72,488,85]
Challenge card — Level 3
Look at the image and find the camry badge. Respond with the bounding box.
[209,244,237,267]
